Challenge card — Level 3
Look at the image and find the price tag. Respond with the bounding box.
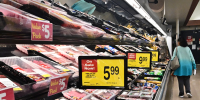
[79,56,127,89]
[150,51,159,62]
[48,75,70,96]
[127,52,152,69]
[31,20,53,41]
[0,88,15,100]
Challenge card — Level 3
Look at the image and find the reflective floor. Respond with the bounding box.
[170,66,200,100]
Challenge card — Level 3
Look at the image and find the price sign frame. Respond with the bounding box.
[150,50,159,62]
[127,52,152,69]
[144,50,159,62]
[78,56,127,89]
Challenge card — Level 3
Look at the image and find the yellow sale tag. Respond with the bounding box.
[62,69,70,72]
[151,51,159,62]
[42,74,51,77]
[127,53,151,68]
[13,87,23,91]
[81,59,125,87]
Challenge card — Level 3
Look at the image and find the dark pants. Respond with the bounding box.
[177,76,191,96]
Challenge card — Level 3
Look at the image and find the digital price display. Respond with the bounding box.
[150,51,159,62]
[127,52,152,69]
[79,56,127,89]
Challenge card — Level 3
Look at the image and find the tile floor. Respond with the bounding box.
[170,67,200,100]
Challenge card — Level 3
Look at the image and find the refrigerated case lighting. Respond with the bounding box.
[125,0,167,36]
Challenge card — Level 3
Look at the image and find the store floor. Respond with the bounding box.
[170,66,200,100]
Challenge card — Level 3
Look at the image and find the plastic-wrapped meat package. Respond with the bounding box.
[85,89,96,93]
[55,97,67,100]
[65,66,78,72]
[0,3,49,30]
[32,60,67,75]
[16,1,105,38]
[83,94,99,100]
[58,46,86,63]
[44,45,68,50]
[0,75,22,91]
[11,64,47,81]
[1,0,22,8]
[16,44,54,54]
[108,90,122,95]
[93,90,114,100]
[18,1,82,29]
[74,46,98,55]
[43,53,73,65]
[62,88,89,100]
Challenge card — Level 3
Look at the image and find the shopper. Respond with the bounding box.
[171,37,196,98]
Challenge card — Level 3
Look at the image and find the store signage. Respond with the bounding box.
[48,75,70,96]
[31,20,53,41]
[150,51,159,62]
[79,56,127,89]
[127,52,152,69]
[0,88,15,100]
[187,36,192,45]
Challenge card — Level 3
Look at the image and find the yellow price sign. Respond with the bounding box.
[79,56,127,89]
[151,51,159,62]
[127,52,152,69]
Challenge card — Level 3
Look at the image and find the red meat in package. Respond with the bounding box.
[43,53,73,65]
[16,44,54,54]
[58,46,86,63]
[32,60,66,74]
[11,64,58,81]
[62,88,88,100]
[0,3,49,30]
[0,77,22,90]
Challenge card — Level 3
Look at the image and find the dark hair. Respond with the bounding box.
[178,37,188,47]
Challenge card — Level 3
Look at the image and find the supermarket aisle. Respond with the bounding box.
[170,66,200,100]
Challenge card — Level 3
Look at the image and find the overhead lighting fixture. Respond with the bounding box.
[125,0,167,36]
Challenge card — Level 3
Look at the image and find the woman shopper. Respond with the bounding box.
[171,37,196,98]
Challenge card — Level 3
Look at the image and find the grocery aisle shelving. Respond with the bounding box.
[170,66,200,100]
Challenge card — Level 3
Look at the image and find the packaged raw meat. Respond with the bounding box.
[16,44,54,54]
[142,87,153,92]
[108,90,122,95]
[44,45,68,50]
[128,91,141,98]
[58,46,87,63]
[74,46,98,55]
[140,92,153,99]
[64,66,78,72]
[0,3,49,30]
[62,88,89,100]
[11,64,45,82]
[22,56,72,75]
[85,89,96,93]
[0,77,22,91]
[82,94,99,100]
[118,90,130,98]
[93,90,114,100]
[42,52,73,65]
[1,0,22,8]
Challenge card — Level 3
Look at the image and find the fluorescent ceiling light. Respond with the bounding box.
[125,0,167,36]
